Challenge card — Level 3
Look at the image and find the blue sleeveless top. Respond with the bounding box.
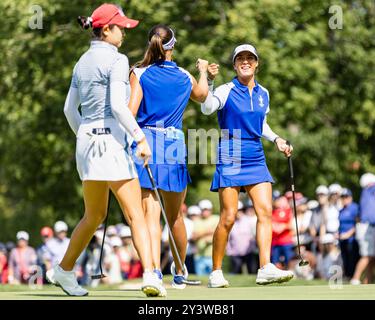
[133,60,193,129]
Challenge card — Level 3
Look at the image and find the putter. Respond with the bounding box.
[91,192,111,280]
[286,141,309,267]
[145,164,201,285]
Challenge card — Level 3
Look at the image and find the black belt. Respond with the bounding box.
[92,128,111,135]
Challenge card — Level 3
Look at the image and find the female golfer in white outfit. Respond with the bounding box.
[46,3,166,297]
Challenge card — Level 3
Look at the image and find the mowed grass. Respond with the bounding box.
[0,275,374,300]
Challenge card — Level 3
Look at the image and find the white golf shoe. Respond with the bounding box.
[153,269,163,285]
[208,270,229,288]
[141,271,167,297]
[350,279,361,285]
[46,265,88,296]
[256,263,294,285]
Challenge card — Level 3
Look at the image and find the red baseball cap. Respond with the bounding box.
[40,226,53,238]
[91,4,139,29]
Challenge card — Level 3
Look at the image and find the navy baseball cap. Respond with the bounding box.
[341,188,352,197]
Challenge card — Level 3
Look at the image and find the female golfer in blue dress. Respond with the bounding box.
[129,24,210,289]
[201,44,295,287]
[45,4,166,297]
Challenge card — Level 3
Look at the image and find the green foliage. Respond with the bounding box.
[0,0,374,244]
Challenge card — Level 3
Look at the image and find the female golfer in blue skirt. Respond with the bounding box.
[46,4,166,297]
[201,44,295,287]
[129,24,210,289]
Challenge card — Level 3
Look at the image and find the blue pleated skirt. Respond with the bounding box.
[210,138,274,192]
[131,128,191,192]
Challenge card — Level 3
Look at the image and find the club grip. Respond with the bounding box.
[286,141,294,179]
[145,165,157,189]
[288,156,294,179]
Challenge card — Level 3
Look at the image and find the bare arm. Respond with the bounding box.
[190,59,209,103]
[128,72,143,117]
[191,229,215,241]
[190,75,208,103]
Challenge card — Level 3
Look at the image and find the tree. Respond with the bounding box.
[0,0,373,244]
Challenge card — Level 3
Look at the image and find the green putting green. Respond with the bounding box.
[1,275,374,300]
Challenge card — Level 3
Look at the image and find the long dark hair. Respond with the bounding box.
[77,16,116,40]
[136,24,174,68]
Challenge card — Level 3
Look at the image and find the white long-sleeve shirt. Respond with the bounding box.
[64,40,144,142]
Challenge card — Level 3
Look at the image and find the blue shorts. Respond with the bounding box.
[271,244,295,264]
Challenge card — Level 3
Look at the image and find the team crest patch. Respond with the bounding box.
[259,96,264,107]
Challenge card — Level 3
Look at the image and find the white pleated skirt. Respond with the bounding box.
[75,118,137,181]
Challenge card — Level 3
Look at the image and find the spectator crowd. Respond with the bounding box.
[1,173,375,286]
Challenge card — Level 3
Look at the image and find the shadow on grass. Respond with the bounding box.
[18,289,168,299]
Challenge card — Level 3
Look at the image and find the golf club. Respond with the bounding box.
[286,141,309,267]
[145,164,201,285]
[91,192,111,280]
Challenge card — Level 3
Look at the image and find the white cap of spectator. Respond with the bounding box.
[16,231,29,241]
[54,221,68,233]
[360,173,375,188]
[119,226,131,238]
[95,229,104,241]
[187,205,201,216]
[307,200,319,210]
[320,233,336,245]
[328,183,342,195]
[110,236,122,248]
[238,200,244,211]
[315,185,329,195]
[116,223,125,232]
[107,225,117,237]
[198,199,213,211]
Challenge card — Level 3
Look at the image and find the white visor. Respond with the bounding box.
[232,44,258,64]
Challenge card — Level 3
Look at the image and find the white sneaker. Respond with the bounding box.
[45,267,57,285]
[142,272,167,297]
[46,265,88,296]
[153,269,163,285]
[208,270,229,288]
[256,263,294,285]
[350,279,361,285]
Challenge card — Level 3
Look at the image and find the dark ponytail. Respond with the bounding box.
[77,15,115,40]
[77,16,92,29]
[136,25,174,68]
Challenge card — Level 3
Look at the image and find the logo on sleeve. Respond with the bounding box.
[258,96,264,107]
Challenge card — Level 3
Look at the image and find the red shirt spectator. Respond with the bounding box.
[272,203,294,246]
[0,246,8,284]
